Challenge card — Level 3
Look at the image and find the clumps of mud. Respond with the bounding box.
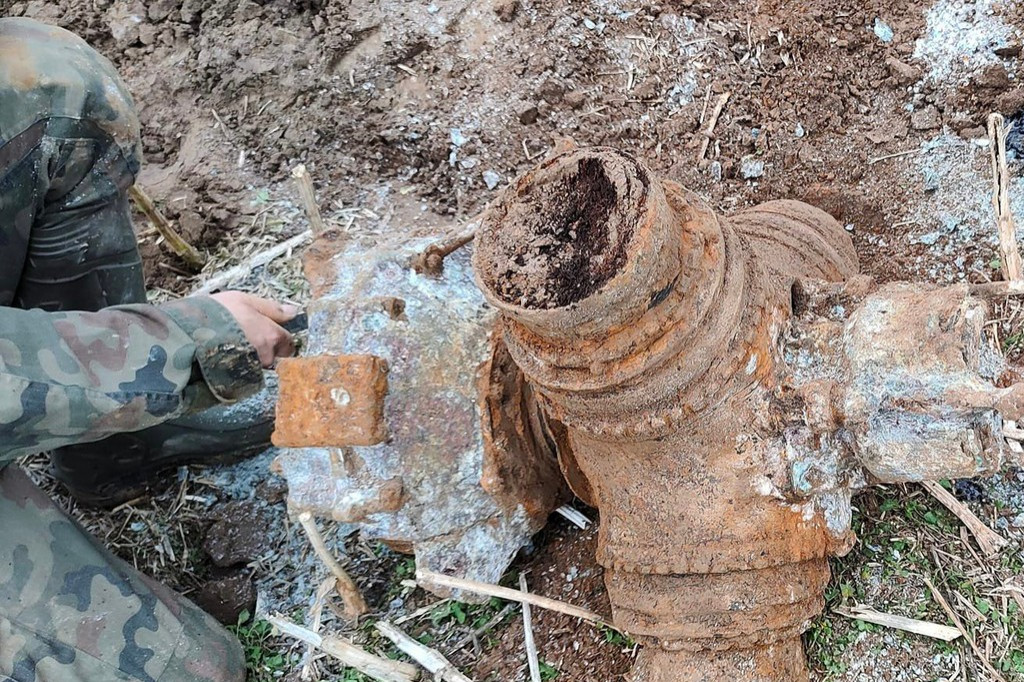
[478,152,645,310]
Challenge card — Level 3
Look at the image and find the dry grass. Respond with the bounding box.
[808,481,1024,680]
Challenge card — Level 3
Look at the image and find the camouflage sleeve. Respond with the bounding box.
[0,297,263,460]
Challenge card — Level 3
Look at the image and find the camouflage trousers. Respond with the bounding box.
[0,467,244,682]
[0,18,245,682]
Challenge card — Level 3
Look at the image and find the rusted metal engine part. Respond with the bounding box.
[782,278,1022,492]
[272,234,567,593]
[472,147,1023,682]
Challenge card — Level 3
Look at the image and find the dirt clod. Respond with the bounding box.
[995,42,1022,57]
[886,56,922,85]
[564,90,587,110]
[195,572,257,626]
[974,63,1012,89]
[518,103,540,125]
[203,501,270,568]
[911,105,942,130]
[494,0,519,22]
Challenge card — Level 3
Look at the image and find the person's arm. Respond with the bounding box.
[0,293,293,458]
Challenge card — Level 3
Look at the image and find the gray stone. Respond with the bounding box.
[873,18,894,43]
[483,170,502,189]
[740,156,765,179]
[910,106,941,131]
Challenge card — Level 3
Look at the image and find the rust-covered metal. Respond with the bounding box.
[272,232,568,593]
[272,354,390,448]
[275,144,1024,678]
[472,147,1024,681]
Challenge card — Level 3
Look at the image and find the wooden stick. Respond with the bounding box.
[519,574,542,682]
[1004,425,1024,441]
[696,92,731,163]
[297,512,369,619]
[265,614,419,682]
[867,148,921,165]
[989,113,1023,282]
[834,605,961,642]
[920,481,1007,557]
[969,280,1024,297]
[375,621,473,682]
[555,505,593,529]
[301,576,337,678]
[923,576,1007,682]
[292,164,328,237]
[192,230,311,295]
[129,185,206,268]
[416,570,609,627]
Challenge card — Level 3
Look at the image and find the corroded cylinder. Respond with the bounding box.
[474,148,858,681]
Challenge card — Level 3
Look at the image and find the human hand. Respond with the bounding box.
[210,291,298,367]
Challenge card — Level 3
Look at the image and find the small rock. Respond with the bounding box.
[740,156,765,179]
[195,572,257,626]
[958,125,987,140]
[910,105,941,131]
[203,501,269,568]
[564,90,587,109]
[995,42,1022,57]
[147,0,176,21]
[483,170,502,189]
[21,0,61,19]
[709,161,723,181]
[922,168,940,192]
[449,128,468,146]
[885,57,921,86]
[138,23,158,45]
[255,477,287,504]
[517,104,539,125]
[794,123,806,138]
[953,479,988,502]
[539,79,565,105]
[873,18,894,43]
[493,0,519,22]
[974,63,1011,89]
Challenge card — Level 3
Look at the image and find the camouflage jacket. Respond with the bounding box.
[0,18,263,461]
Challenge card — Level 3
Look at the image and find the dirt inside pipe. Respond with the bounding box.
[481,154,644,309]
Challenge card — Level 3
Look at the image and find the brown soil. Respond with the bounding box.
[481,152,643,309]
[7,0,1024,679]
[10,0,1022,294]
[472,520,635,681]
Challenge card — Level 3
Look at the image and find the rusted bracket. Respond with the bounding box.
[272,354,389,448]
[410,226,477,276]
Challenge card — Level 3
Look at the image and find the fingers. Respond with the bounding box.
[207,291,299,368]
[243,293,300,324]
[251,322,295,368]
[273,326,297,360]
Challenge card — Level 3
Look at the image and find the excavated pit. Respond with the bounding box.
[477,152,648,309]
